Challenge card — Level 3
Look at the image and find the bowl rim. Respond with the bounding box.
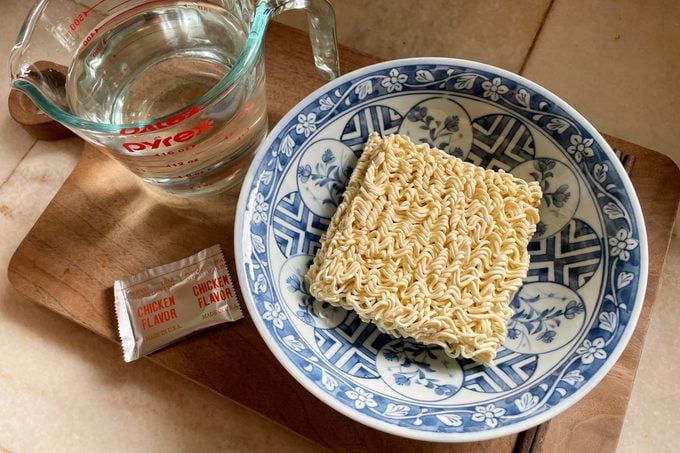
[234,56,649,442]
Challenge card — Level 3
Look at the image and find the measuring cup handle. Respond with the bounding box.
[268,0,340,79]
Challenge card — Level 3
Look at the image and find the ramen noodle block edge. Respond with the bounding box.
[306,134,542,365]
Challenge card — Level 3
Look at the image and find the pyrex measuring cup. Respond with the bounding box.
[10,0,339,196]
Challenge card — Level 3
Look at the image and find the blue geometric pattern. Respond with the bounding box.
[340,105,403,153]
[237,60,646,439]
[467,114,535,171]
[460,348,538,392]
[272,192,329,258]
[314,312,393,378]
[528,218,602,289]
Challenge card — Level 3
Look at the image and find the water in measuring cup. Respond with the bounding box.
[66,1,267,195]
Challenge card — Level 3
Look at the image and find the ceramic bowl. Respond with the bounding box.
[234,58,647,441]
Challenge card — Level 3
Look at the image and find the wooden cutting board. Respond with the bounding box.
[8,22,680,452]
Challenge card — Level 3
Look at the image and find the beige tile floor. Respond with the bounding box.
[1,0,678,451]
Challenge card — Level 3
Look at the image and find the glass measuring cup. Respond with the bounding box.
[10,0,339,196]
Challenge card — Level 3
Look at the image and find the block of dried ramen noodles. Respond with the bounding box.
[306,134,542,364]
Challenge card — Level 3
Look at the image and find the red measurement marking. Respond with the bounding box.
[89,34,109,55]
[107,0,136,13]
[64,0,106,42]
[166,158,199,168]
[80,28,101,49]
[63,0,109,40]
[67,13,87,32]
[84,0,108,15]
[154,144,196,157]
[177,170,205,179]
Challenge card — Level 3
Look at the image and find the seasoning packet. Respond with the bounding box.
[114,244,242,362]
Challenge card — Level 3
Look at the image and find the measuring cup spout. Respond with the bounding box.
[9,0,71,124]
[265,0,340,79]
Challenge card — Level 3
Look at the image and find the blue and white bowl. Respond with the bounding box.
[234,58,647,442]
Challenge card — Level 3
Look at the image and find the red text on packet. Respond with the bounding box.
[192,275,231,296]
[193,275,233,308]
[137,295,178,330]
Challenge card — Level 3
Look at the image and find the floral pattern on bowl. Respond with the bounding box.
[235,58,647,442]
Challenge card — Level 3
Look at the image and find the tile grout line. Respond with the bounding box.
[518,0,555,76]
[0,139,38,190]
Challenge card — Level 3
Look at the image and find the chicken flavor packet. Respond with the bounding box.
[114,244,243,362]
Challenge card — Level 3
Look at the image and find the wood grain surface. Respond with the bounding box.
[7,23,680,452]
